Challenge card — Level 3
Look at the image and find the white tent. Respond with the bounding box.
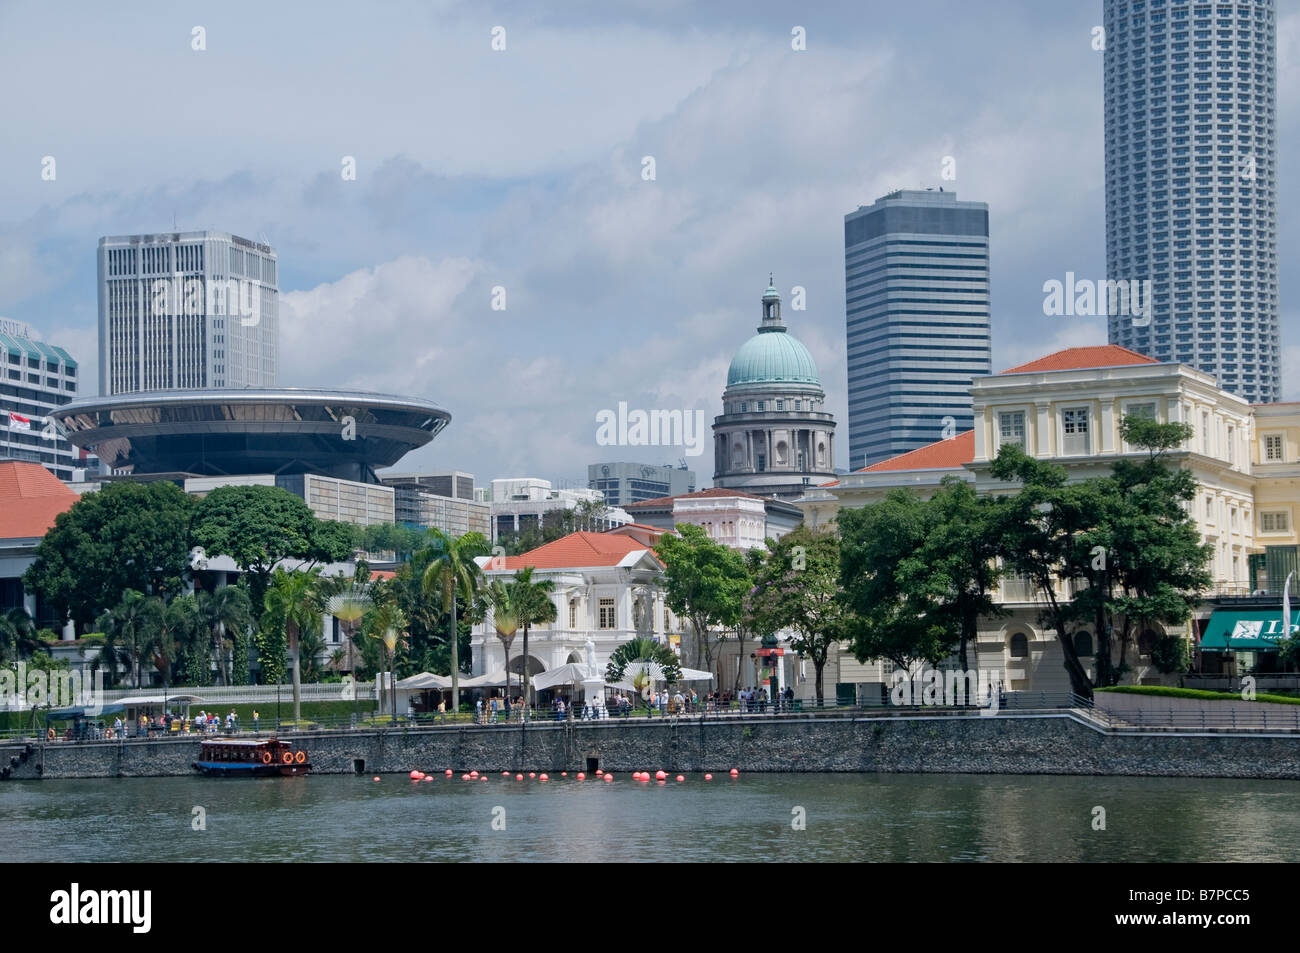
[529,663,601,691]
[395,672,452,690]
[459,670,512,688]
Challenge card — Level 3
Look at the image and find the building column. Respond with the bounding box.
[1034,402,1052,458]
[1100,398,1116,453]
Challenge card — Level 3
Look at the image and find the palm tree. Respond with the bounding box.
[0,607,38,664]
[196,587,253,686]
[326,563,372,682]
[419,529,487,715]
[509,566,556,718]
[96,590,164,688]
[485,579,519,701]
[264,567,330,726]
[153,593,199,690]
[365,600,408,724]
[605,636,683,712]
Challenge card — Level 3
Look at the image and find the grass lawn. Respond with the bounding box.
[1097,684,1300,706]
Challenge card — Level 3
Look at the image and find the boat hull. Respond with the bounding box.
[192,761,311,777]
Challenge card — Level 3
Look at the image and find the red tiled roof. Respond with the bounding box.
[623,487,763,508]
[861,430,975,472]
[0,462,78,539]
[490,531,659,571]
[607,523,669,533]
[999,345,1160,375]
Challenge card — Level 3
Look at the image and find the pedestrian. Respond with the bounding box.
[475,697,483,724]
[437,698,446,722]
[253,709,260,733]
[556,697,565,721]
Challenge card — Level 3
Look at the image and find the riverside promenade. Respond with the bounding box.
[7,704,1300,780]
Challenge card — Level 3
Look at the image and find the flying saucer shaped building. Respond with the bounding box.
[52,388,450,484]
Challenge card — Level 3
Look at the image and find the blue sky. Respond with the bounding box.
[2,0,1297,487]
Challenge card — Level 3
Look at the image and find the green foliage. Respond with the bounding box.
[95,589,165,688]
[749,526,846,703]
[191,485,351,612]
[838,490,957,670]
[0,607,39,663]
[353,523,426,560]
[1098,684,1300,706]
[605,636,682,686]
[24,481,193,631]
[1149,634,1191,674]
[418,529,488,700]
[655,523,750,671]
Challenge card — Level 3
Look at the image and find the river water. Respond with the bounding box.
[4,772,1298,862]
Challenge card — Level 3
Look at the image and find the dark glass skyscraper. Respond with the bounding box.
[1104,0,1279,403]
[844,189,991,471]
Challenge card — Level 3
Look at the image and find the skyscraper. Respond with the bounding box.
[98,231,279,395]
[844,189,991,471]
[1104,0,1279,403]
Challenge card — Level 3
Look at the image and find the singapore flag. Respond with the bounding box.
[7,412,31,432]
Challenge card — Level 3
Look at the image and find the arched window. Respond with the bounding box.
[1009,632,1029,658]
[1138,630,1159,657]
[1073,630,1094,657]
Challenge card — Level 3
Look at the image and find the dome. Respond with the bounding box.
[726,331,820,387]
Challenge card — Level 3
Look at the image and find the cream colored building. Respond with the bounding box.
[800,345,1290,697]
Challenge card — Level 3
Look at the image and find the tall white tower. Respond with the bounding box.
[97,231,279,395]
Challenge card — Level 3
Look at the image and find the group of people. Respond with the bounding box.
[702,687,797,712]
[117,709,248,738]
[470,696,528,724]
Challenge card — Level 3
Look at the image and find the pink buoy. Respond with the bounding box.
[539,773,549,781]
[481,776,488,781]
[422,776,434,783]
[502,771,510,776]
[373,776,381,782]
[704,774,713,781]
[410,770,424,780]
[445,769,453,776]
[576,772,586,780]
[461,774,470,780]
[515,774,524,781]
[676,775,684,782]
[730,768,739,777]
[561,772,567,776]
[595,769,603,776]
[469,770,479,778]
[655,770,666,780]
[529,772,536,779]
[603,774,613,782]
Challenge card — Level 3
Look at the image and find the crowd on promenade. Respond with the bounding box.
[456,684,800,724]
[51,708,261,742]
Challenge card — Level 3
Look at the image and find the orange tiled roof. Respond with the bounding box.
[861,430,975,472]
[999,345,1160,375]
[491,531,659,571]
[0,461,78,540]
[623,487,763,508]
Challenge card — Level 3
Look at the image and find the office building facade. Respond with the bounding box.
[1104,0,1279,403]
[98,231,279,395]
[844,190,991,471]
[587,462,696,507]
[0,319,97,482]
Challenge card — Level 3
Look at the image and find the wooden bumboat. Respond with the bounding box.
[192,737,310,777]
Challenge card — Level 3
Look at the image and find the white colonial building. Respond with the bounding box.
[797,344,1267,700]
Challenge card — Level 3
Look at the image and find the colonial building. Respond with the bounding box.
[798,344,1276,698]
[620,486,801,551]
[712,281,837,501]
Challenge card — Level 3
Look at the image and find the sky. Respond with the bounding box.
[2,0,1298,489]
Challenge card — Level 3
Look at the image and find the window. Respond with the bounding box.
[1009,633,1029,658]
[1261,512,1289,533]
[998,411,1025,448]
[598,598,616,629]
[1062,407,1090,454]
[1264,434,1284,461]
[1073,631,1095,658]
[1126,402,1156,421]
[569,601,577,629]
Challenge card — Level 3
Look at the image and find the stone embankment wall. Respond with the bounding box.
[6,712,1300,781]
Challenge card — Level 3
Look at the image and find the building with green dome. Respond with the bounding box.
[712,282,836,501]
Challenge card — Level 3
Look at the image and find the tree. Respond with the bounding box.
[365,597,408,723]
[733,549,775,694]
[989,419,1210,699]
[419,529,489,712]
[326,563,373,681]
[24,481,193,632]
[0,607,39,664]
[484,579,519,701]
[153,594,200,690]
[191,485,352,614]
[263,567,333,725]
[509,566,556,715]
[655,524,750,674]
[839,491,958,675]
[95,590,165,688]
[750,526,848,705]
[196,587,253,686]
[605,637,682,703]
